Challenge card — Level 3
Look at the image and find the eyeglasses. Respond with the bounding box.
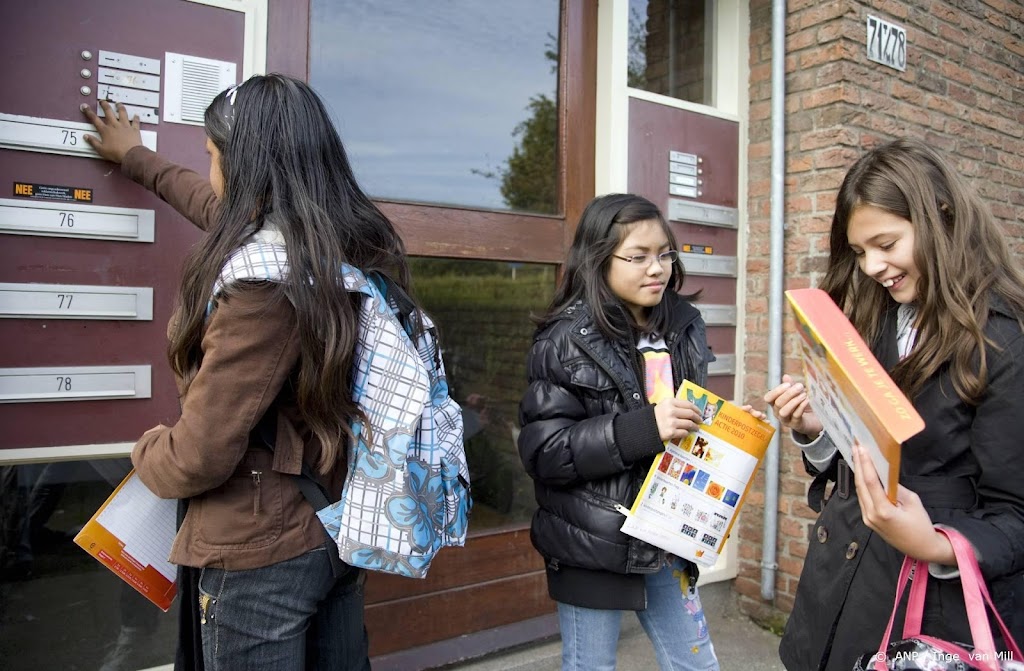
[611,250,680,266]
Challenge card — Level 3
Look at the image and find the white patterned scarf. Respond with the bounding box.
[896,303,918,360]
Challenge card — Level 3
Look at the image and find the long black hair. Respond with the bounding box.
[169,73,413,473]
[540,193,698,341]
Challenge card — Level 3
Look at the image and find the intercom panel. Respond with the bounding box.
[0,0,244,451]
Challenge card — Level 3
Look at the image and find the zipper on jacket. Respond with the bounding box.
[251,470,262,515]
[632,346,648,399]
[573,487,624,514]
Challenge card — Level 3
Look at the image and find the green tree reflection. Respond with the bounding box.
[474,35,559,215]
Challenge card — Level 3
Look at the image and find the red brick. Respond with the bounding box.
[785,195,813,216]
[778,555,806,579]
[969,108,1024,138]
[876,0,909,19]
[798,41,848,69]
[734,576,762,600]
[796,0,850,31]
[787,155,813,173]
[779,516,806,539]
[814,147,860,170]
[798,127,859,152]
[891,81,925,105]
[776,593,796,613]
[912,29,949,57]
[786,27,817,51]
[801,84,847,110]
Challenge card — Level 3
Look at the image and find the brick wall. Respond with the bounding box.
[738,0,1024,627]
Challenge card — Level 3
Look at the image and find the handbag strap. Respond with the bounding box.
[902,557,927,637]
[937,527,1023,662]
[873,554,918,671]
[875,527,1024,671]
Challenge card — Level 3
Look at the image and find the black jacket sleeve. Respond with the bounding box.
[947,328,1024,579]
[518,336,661,487]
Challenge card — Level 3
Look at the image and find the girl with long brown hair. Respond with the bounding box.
[82,74,416,669]
[766,138,1024,669]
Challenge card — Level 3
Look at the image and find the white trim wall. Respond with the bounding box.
[595,0,631,195]
[186,0,267,78]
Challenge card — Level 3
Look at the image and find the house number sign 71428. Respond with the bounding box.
[866,15,907,72]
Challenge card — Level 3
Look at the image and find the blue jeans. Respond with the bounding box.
[197,545,369,670]
[557,559,719,671]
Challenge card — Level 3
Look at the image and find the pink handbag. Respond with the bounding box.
[855,527,1024,671]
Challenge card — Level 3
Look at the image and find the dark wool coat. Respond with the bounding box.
[518,295,714,610]
[780,300,1024,671]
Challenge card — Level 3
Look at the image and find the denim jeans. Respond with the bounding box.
[557,558,719,671]
[197,544,369,670]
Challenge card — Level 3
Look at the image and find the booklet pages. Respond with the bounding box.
[620,380,774,567]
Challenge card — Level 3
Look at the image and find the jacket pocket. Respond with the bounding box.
[567,361,615,390]
[194,453,284,549]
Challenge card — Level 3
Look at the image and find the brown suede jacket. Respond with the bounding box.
[124,146,344,570]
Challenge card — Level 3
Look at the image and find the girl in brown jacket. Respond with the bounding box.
[83,74,417,670]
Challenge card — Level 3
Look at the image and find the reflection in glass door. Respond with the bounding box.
[310,0,561,214]
[409,258,555,532]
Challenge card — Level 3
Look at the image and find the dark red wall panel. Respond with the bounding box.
[627,98,739,210]
[0,0,245,450]
[627,98,740,398]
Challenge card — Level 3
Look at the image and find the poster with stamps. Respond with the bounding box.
[620,380,775,566]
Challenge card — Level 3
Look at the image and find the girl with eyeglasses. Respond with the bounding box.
[80,74,412,670]
[518,193,749,670]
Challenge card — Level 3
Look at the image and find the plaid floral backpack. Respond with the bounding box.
[216,241,471,579]
[314,265,471,578]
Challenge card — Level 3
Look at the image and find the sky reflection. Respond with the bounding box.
[310,0,559,211]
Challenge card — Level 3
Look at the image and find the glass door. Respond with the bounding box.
[299,0,599,661]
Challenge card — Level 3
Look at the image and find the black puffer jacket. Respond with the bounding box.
[518,294,714,610]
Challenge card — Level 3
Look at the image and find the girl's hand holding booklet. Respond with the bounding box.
[618,380,775,567]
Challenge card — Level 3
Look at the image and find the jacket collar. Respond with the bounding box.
[987,293,1018,321]
[559,292,701,341]
[876,293,1021,364]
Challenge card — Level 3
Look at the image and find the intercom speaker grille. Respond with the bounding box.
[181,60,224,123]
[164,53,237,126]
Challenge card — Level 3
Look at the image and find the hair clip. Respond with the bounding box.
[222,83,241,125]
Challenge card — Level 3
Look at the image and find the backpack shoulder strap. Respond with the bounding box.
[213,239,289,298]
[255,412,353,580]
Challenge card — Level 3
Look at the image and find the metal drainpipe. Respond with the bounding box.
[761,0,786,601]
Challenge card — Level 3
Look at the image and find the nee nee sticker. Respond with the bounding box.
[13,182,93,203]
